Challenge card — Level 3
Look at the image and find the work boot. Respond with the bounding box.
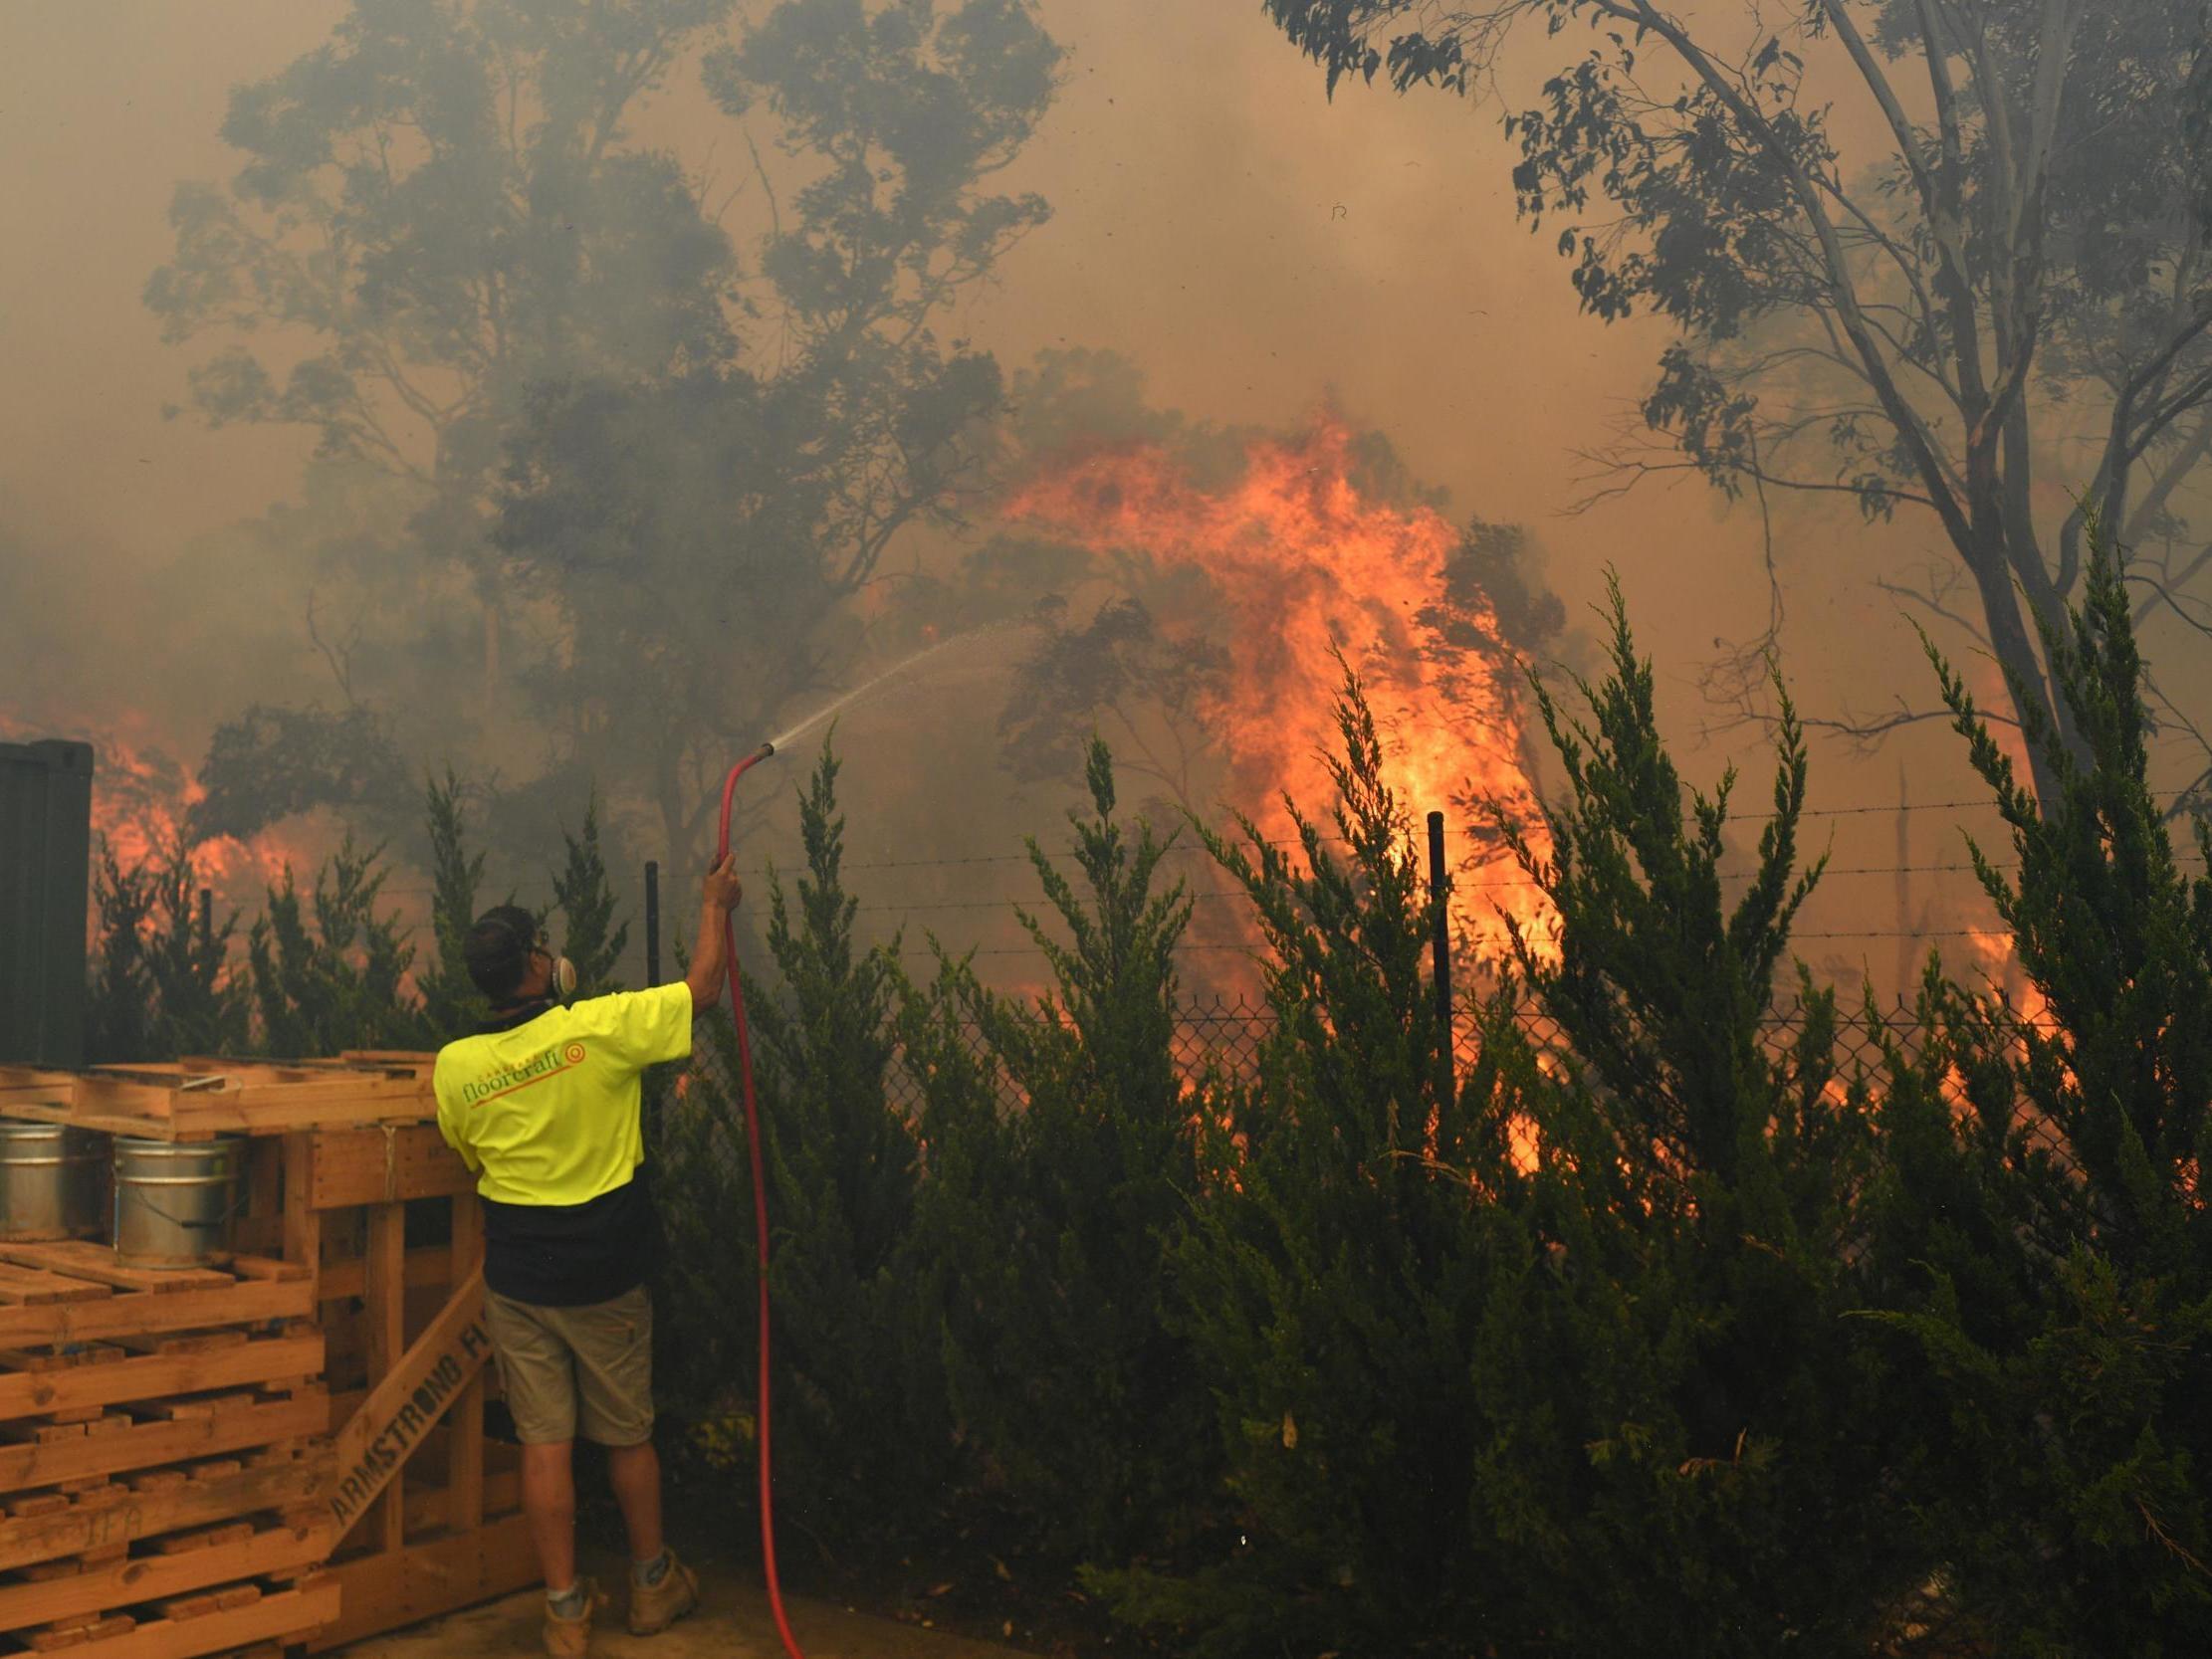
[543,1579,604,1657]
[627,1550,700,1636]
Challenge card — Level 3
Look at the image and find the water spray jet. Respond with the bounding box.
[765,621,1024,753]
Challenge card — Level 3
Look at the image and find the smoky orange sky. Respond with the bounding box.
[1,0,2116,995]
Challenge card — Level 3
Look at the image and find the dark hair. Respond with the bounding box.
[464,905,540,1002]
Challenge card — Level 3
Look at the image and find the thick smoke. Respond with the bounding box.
[3,0,2208,1003]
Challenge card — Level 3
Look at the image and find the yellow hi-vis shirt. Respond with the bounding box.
[432,983,693,1206]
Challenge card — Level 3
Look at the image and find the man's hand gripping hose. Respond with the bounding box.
[714,740,807,1659]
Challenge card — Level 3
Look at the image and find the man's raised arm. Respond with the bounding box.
[682,852,745,1013]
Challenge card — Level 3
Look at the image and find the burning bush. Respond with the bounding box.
[1859,544,2212,1654]
[86,831,249,1063]
[1094,611,1911,1657]
[1091,677,1527,1652]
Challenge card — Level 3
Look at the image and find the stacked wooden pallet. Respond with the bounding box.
[279,1121,532,1653]
[0,1058,539,1654]
[0,1244,334,1658]
[0,1062,433,1142]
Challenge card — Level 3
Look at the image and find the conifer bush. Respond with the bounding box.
[1477,588,1913,1656]
[1093,682,1530,1654]
[658,741,948,1556]
[908,736,1207,1564]
[85,832,249,1062]
[551,790,630,998]
[247,836,429,1055]
[86,839,161,1064]
[141,837,250,1056]
[1867,542,2212,1654]
[1109,605,1919,1656]
[417,768,490,1040]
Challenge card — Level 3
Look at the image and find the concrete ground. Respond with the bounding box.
[337,1546,1037,1659]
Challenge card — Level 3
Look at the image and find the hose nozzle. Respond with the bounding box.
[755,740,775,762]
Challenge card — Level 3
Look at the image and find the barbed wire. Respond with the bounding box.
[673,993,2082,1159]
[337,784,2205,896]
[348,844,2208,906]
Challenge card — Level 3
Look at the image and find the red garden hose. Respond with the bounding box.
[714,740,806,1659]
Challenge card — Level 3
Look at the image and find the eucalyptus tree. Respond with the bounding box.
[495,0,1061,861]
[151,0,1062,864]
[1267,0,2212,805]
[147,0,742,696]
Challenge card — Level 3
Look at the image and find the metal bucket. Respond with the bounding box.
[111,1137,242,1268]
[0,1122,106,1241]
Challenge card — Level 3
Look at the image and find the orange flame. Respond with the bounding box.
[85,729,322,901]
[1963,926,2052,1029]
[1002,416,1554,957]
[0,710,338,951]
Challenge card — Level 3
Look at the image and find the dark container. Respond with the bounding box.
[0,739,95,1068]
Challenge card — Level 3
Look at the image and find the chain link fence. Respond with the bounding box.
[686,975,2073,1139]
[855,995,1909,1111]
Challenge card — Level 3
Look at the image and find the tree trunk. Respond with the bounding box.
[1964,528,2067,805]
[1996,405,2088,775]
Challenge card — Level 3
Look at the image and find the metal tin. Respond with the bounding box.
[111,1136,242,1268]
[0,1121,106,1241]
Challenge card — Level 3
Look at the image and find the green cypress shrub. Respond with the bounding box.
[247,837,427,1055]
[88,833,251,1062]
[142,835,248,1056]
[1110,601,1916,1656]
[1479,585,1911,1656]
[551,789,629,999]
[417,768,490,1039]
[660,740,945,1555]
[1867,539,2212,1654]
[86,839,160,1064]
[911,735,1206,1565]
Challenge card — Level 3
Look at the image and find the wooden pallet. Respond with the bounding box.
[277,1124,535,1652]
[0,1064,537,1652]
[0,1240,335,1658]
[0,1062,434,1141]
[9,1578,338,1659]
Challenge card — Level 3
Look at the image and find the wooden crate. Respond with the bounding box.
[0,1057,538,1654]
[0,1060,432,1142]
[274,1123,535,1653]
[0,1245,334,1659]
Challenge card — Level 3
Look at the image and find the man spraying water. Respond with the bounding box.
[429,638,1013,1659]
[432,856,744,1657]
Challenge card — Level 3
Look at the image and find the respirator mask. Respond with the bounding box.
[535,931,577,1002]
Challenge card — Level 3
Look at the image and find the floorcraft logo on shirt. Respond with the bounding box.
[435,982,690,1207]
[461,1040,588,1107]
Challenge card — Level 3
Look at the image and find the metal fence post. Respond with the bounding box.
[1428,810,1453,1101]
[643,860,665,1146]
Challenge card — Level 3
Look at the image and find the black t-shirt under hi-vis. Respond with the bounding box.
[435,990,689,1307]
[480,1164,663,1307]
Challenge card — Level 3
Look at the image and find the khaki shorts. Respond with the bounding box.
[484,1285,655,1447]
